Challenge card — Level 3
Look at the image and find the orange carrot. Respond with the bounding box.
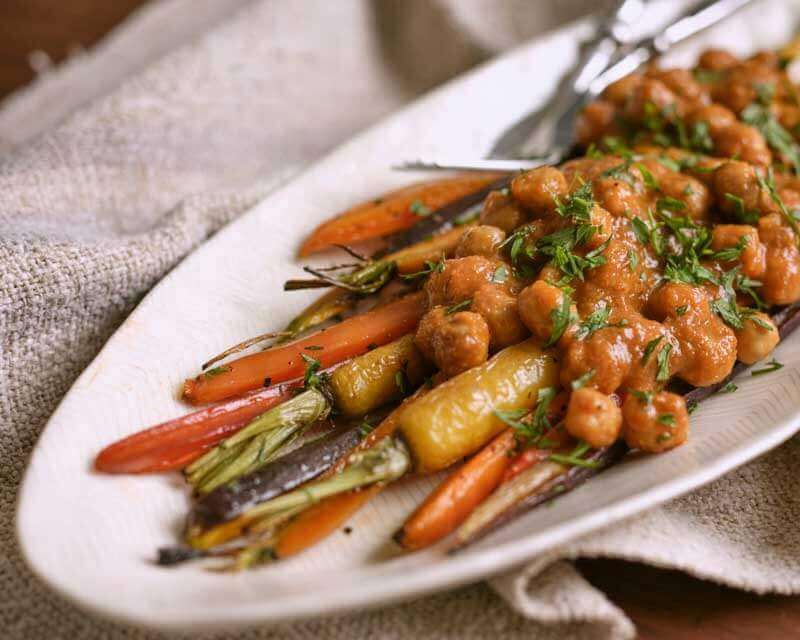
[396,429,517,550]
[298,173,503,256]
[271,387,427,557]
[183,292,426,405]
[273,486,382,558]
[95,384,296,473]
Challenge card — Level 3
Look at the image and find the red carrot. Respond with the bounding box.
[95,384,294,473]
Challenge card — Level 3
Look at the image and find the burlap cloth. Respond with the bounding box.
[3,1,800,638]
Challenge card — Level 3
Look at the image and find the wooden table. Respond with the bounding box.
[2,2,797,638]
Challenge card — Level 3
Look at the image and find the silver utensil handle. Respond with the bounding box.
[590,0,755,96]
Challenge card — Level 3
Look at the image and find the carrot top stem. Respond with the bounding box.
[187,389,331,494]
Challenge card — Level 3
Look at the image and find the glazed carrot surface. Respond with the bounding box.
[274,486,382,558]
[95,385,294,473]
[396,429,517,551]
[298,173,502,256]
[183,292,427,405]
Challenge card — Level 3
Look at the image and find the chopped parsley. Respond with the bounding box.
[574,305,627,341]
[494,387,557,444]
[570,369,595,390]
[720,382,738,393]
[492,264,508,284]
[757,168,800,244]
[301,353,328,390]
[629,388,653,404]
[627,248,639,271]
[751,359,784,376]
[545,289,574,347]
[641,336,663,365]
[549,440,599,469]
[409,200,432,217]
[675,305,688,316]
[724,193,759,224]
[656,343,673,383]
[357,420,375,440]
[657,413,676,426]
[204,365,231,379]
[742,99,800,174]
[444,299,472,315]
[401,257,445,281]
[687,400,699,414]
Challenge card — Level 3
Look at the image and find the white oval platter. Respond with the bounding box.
[16,1,800,631]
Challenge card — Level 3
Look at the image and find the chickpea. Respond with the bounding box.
[603,74,644,105]
[775,103,800,133]
[748,51,780,69]
[511,167,568,214]
[471,283,528,350]
[653,284,737,387]
[431,311,490,378]
[713,161,762,215]
[455,225,506,259]
[584,205,613,249]
[713,122,772,167]
[414,306,446,363]
[424,256,498,308]
[735,312,779,364]
[479,190,526,233]
[686,104,737,136]
[622,391,689,453]
[623,78,682,122]
[593,173,643,218]
[655,169,711,221]
[565,388,623,448]
[560,333,629,395]
[758,214,800,305]
[710,224,766,279]
[647,281,705,320]
[698,49,738,71]
[648,68,706,103]
[575,100,617,146]
[518,280,575,343]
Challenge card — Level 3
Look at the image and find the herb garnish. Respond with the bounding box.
[545,289,574,347]
[751,359,784,376]
[549,440,599,469]
[574,305,627,341]
[656,343,673,383]
[742,99,800,174]
[571,369,595,390]
[492,264,508,284]
[721,382,738,393]
[444,299,472,315]
[409,200,432,217]
[204,366,231,379]
[629,388,653,404]
[301,353,328,390]
[641,336,663,365]
[494,387,557,444]
[401,257,445,281]
[657,413,675,425]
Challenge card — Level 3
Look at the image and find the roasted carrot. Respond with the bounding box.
[298,173,502,256]
[183,292,426,405]
[95,385,295,473]
[395,429,516,551]
[273,486,381,558]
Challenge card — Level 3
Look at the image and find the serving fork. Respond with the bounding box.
[397,0,755,173]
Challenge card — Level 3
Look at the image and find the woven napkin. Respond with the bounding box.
[3,1,800,638]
